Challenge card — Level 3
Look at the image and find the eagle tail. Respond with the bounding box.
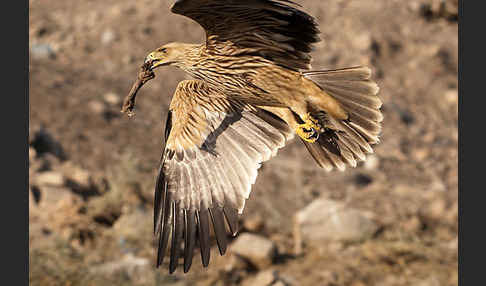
[301,66,383,171]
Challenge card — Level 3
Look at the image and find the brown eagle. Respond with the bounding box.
[129,0,382,273]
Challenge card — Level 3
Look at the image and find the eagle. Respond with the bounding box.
[124,0,383,273]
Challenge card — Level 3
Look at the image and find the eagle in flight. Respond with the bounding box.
[129,0,382,273]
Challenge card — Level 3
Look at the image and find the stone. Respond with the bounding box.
[416,276,440,286]
[30,43,56,59]
[60,162,92,188]
[36,186,77,210]
[241,270,275,286]
[402,216,422,233]
[243,214,264,232]
[230,233,276,269]
[294,199,378,247]
[423,198,447,220]
[412,148,429,162]
[103,92,121,106]
[89,100,105,114]
[223,254,248,272]
[29,147,37,162]
[90,253,149,276]
[30,127,66,160]
[354,32,371,51]
[35,171,64,187]
[101,29,116,45]
[364,154,379,170]
[445,89,458,105]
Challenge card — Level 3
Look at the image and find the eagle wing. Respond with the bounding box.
[170,0,320,71]
[155,80,294,273]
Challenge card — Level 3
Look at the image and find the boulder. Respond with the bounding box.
[230,233,276,270]
[241,270,275,286]
[35,171,64,187]
[294,199,378,251]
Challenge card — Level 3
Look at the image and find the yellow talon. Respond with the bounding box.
[296,113,321,143]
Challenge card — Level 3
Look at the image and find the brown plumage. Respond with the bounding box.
[130,0,383,273]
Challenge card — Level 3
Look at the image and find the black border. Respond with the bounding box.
[4,0,29,284]
[459,0,479,285]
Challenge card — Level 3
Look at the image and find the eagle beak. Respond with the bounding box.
[144,55,153,64]
[145,52,163,70]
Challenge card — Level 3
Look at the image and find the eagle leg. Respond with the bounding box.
[295,113,322,143]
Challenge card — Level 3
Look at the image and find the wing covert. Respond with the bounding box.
[170,0,320,71]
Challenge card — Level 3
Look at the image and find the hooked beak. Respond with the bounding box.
[145,51,166,70]
[144,54,158,70]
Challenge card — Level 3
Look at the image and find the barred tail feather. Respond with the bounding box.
[302,66,383,170]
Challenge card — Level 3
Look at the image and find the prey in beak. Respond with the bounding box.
[121,59,156,117]
[144,47,169,70]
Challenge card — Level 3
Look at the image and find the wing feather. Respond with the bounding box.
[209,207,229,255]
[302,67,382,170]
[183,209,197,273]
[154,80,292,272]
[170,0,320,71]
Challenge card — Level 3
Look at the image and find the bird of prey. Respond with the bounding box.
[133,0,383,273]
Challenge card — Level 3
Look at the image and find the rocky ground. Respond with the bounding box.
[29,0,458,285]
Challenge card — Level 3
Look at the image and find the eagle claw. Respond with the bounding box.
[296,114,321,143]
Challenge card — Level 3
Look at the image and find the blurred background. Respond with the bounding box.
[29,0,458,285]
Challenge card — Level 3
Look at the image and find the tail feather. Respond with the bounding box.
[302,66,383,170]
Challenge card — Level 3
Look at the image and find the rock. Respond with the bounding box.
[354,32,371,51]
[30,43,56,59]
[29,186,42,212]
[30,127,66,160]
[402,216,422,233]
[376,275,403,286]
[408,1,421,12]
[111,209,151,247]
[294,199,378,247]
[318,270,339,284]
[101,29,116,45]
[422,198,447,221]
[231,233,276,270]
[35,171,64,187]
[90,253,149,276]
[243,214,264,232]
[445,201,458,225]
[241,270,275,286]
[412,147,429,162]
[29,147,37,162]
[445,89,458,105]
[393,184,414,195]
[34,186,76,210]
[354,173,373,187]
[89,100,105,114]
[223,254,248,272]
[103,92,121,106]
[416,275,440,286]
[30,186,84,239]
[364,154,379,170]
[60,162,92,189]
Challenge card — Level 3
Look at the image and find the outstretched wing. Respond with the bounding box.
[170,0,320,71]
[155,80,293,273]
